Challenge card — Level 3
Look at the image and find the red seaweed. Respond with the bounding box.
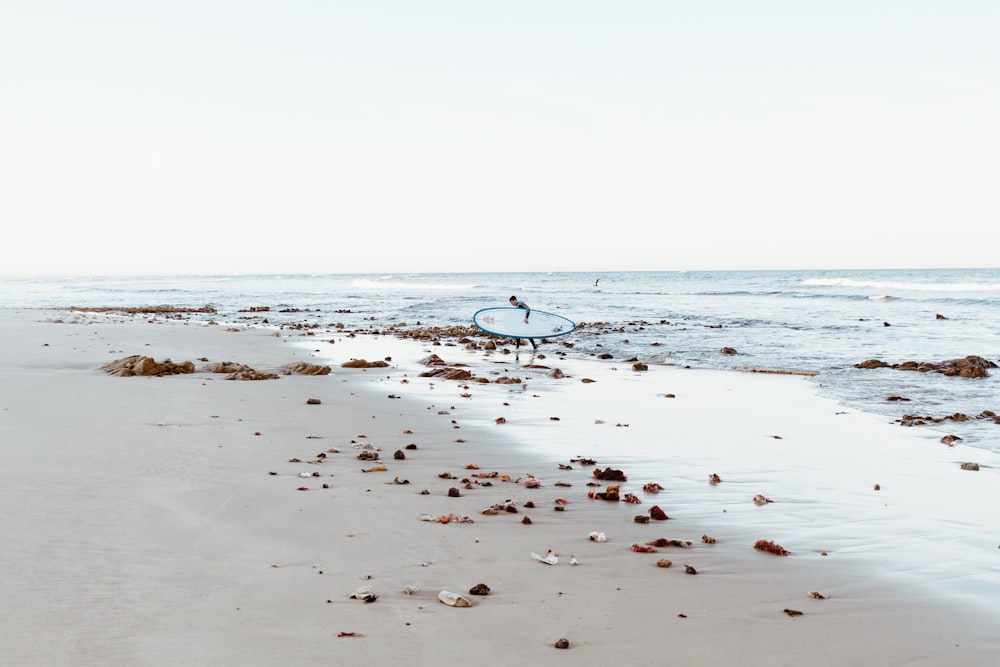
[754,539,790,556]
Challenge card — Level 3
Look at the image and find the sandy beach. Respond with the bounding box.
[2,308,998,667]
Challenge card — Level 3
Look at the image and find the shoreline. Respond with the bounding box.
[2,308,998,666]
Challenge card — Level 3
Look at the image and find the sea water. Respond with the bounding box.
[4,268,1000,452]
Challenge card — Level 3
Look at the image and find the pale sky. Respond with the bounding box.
[2,1,998,277]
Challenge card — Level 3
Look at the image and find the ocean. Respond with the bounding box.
[4,267,1000,454]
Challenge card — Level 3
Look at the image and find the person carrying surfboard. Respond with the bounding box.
[509,296,538,350]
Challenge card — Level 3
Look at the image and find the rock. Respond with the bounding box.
[469,583,491,596]
[280,362,331,375]
[224,369,280,381]
[419,367,475,381]
[100,355,195,377]
[202,361,253,374]
[419,354,447,366]
[855,355,996,377]
[554,638,570,649]
[960,462,980,471]
[342,359,390,369]
[721,347,737,355]
[306,398,321,405]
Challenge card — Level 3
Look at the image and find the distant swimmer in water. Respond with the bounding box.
[594,277,601,287]
[509,296,537,350]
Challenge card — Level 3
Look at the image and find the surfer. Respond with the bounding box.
[509,296,538,350]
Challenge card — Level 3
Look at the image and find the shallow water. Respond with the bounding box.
[4,268,1000,451]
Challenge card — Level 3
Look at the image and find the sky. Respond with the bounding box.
[1,1,998,277]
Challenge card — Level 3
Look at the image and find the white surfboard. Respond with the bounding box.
[473,307,576,339]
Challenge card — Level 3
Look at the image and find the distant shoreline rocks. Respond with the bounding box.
[855,355,997,378]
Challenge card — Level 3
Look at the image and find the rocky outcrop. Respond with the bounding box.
[280,362,331,376]
[100,355,195,377]
[855,355,996,378]
[202,361,254,374]
[341,359,390,369]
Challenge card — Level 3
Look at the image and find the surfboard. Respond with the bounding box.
[473,307,576,340]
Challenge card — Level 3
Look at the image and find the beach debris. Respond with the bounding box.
[648,505,670,521]
[349,586,378,603]
[631,544,657,553]
[643,482,664,493]
[554,481,572,487]
[656,559,672,568]
[298,472,319,478]
[306,397,322,404]
[684,564,697,574]
[554,638,570,649]
[581,378,596,383]
[438,471,456,479]
[588,485,620,501]
[721,347,737,355]
[421,514,474,524]
[393,449,405,460]
[588,531,607,542]
[708,474,722,485]
[393,476,409,485]
[634,515,650,524]
[362,464,387,473]
[357,450,380,461]
[524,477,542,488]
[296,486,309,491]
[754,539,790,556]
[623,493,641,504]
[753,494,774,505]
[702,535,716,544]
[873,483,880,491]
[554,498,568,505]
[571,457,597,465]
[532,550,559,565]
[469,583,491,596]
[495,417,507,424]
[337,632,365,637]
[448,487,461,497]
[558,463,573,470]
[783,608,803,617]
[403,585,420,595]
[522,516,532,524]
[809,591,827,599]
[405,443,418,450]
[961,462,980,471]
[438,591,472,607]
[569,557,579,566]
[647,538,692,548]
[593,467,627,481]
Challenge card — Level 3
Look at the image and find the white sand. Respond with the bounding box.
[2,308,998,666]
